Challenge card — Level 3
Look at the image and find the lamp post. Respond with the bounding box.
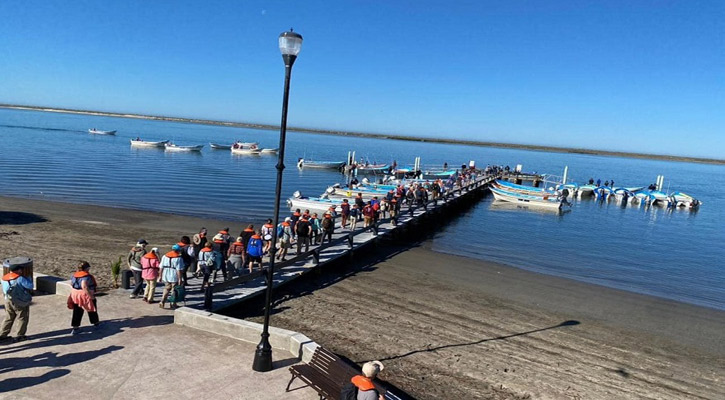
[252,29,303,372]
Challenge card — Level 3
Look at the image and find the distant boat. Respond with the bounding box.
[210,143,232,150]
[130,139,168,148]
[297,159,345,169]
[88,129,116,135]
[231,145,261,155]
[165,143,203,152]
[260,148,278,154]
[356,164,389,173]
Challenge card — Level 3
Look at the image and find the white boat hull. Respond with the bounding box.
[165,144,203,152]
[89,129,116,135]
[490,187,564,209]
[231,147,261,155]
[131,140,168,148]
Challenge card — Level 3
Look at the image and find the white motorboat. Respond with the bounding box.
[130,139,168,148]
[287,191,342,213]
[165,143,203,152]
[297,159,346,169]
[260,148,279,154]
[88,129,116,135]
[231,146,261,155]
[210,143,232,150]
[490,186,568,210]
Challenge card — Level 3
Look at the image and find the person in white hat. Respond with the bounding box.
[347,360,384,400]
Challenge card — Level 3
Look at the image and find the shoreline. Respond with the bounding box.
[2,103,724,165]
[2,195,723,398]
[0,194,719,312]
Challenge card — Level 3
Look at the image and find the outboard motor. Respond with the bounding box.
[293,191,302,199]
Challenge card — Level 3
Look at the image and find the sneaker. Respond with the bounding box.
[0,336,11,344]
[159,303,165,309]
[71,328,80,336]
[129,295,137,299]
[12,336,27,343]
[143,298,149,303]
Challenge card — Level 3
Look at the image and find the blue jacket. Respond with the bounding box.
[247,236,264,257]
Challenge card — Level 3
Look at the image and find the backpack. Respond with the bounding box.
[167,285,186,304]
[277,224,284,238]
[340,382,358,400]
[7,279,31,308]
[205,251,216,267]
[296,220,310,235]
[322,218,332,230]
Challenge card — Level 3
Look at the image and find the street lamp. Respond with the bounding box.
[252,29,303,372]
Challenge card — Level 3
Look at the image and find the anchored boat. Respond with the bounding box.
[297,159,345,169]
[165,143,203,152]
[131,139,168,148]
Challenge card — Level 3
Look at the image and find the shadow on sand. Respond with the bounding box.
[0,211,48,225]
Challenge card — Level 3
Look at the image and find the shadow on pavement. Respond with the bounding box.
[0,315,172,356]
[0,369,71,393]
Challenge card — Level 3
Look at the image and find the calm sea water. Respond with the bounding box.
[1,108,724,310]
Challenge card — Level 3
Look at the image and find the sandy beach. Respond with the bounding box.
[1,195,723,399]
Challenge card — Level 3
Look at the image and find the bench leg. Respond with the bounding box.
[286,374,297,392]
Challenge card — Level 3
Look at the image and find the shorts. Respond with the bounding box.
[248,255,262,263]
[264,234,273,241]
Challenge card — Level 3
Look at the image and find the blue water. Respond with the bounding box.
[1,108,724,310]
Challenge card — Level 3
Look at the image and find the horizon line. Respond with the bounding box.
[1,103,723,166]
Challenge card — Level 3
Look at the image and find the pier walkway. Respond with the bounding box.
[159,173,500,312]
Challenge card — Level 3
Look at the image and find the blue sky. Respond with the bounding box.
[1,1,723,158]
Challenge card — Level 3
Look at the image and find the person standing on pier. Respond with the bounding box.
[191,228,207,278]
[211,236,227,282]
[295,216,312,255]
[68,261,100,334]
[276,217,293,261]
[247,231,264,272]
[177,236,192,285]
[261,219,274,255]
[321,212,334,244]
[362,202,374,229]
[340,199,351,229]
[159,245,183,308]
[349,205,360,230]
[354,193,365,215]
[240,224,255,265]
[127,239,147,299]
[227,237,245,277]
[290,209,301,241]
[198,242,215,290]
[1,264,34,343]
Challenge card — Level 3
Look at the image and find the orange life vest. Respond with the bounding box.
[143,252,158,260]
[2,272,20,281]
[165,250,180,258]
[351,375,376,391]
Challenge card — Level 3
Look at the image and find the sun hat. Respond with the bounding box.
[151,247,159,253]
[236,236,244,243]
[212,233,224,242]
[285,217,292,222]
[362,361,384,378]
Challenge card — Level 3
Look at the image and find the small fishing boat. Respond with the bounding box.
[210,143,232,150]
[297,159,346,169]
[355,164,389,174]
[490,186,568,210]
[165,143,203,152]
[669,192,701,209]
[88,129,116,135]
[130,139,168,148]
[231,146,261,155]
[287,191,342,212]
[260,148,279,154]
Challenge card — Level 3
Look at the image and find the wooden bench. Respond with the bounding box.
[287,346,403,400]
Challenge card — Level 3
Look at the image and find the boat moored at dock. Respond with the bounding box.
[165,143,204,152]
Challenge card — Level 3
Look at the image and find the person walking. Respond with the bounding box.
[295,215,312,255]
[210,237,226,283]
[349,205,360,230]
[321,212,334,244]
[247,230,264,272]
[68,261,100,335]
[276,218,293,261]
[127,239,147,299]
[191,228,208,278]
[240,224,255,266]
[261,219,275,255]
[340,199,351,230]
[197,242,215,290]
[159,245,183,309]
[310,213,321,244]
[0,264,34,343]
[141,247,160,303]
[177,237,192,285]
[227,236,245,277]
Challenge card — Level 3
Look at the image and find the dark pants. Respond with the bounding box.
[131,270,144,296]
[72,299,99,327]
[322,229,333,243]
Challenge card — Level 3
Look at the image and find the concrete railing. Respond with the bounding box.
[174,307,319,362]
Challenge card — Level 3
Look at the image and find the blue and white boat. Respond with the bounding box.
[287,191,342,212]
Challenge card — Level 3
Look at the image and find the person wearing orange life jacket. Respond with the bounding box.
[247,230,264,273]
[261,219,275,255]
[197,241,215,290]
[1,264,34,343]
[345,361,385,400]
[211,235,228,282]
[141,248,161,303]
[68,261,100,335]
[159,245,183,309]
[321,212,335,244]
[191,227,208,278]
[239,224,255,265]
[177,236,193,285]
[227,236,245,277]
[217,228,232,267]
[295,216,312,255]
[290,209,301,240]
[127,239,147,299]
[276,218,293,261]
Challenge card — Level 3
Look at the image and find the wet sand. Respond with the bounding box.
[1,195,723,399]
